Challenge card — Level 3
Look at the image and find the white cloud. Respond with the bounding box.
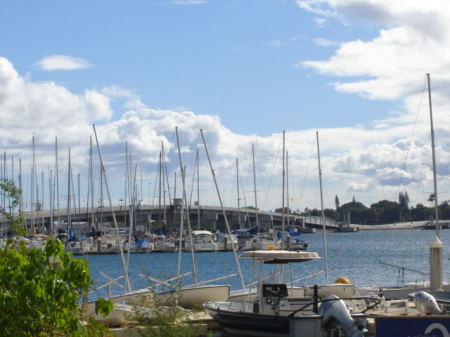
[314,17,327,28]
[312,37,340,47]
[171,0,206,5]
[297,1,450,100]
[2,43,450,211]
[293,0,450,206]
[296,0,337,17]
[267,40,283,47]
[84,90,113,121]
[36,55,93,71]
[0,57,105,148]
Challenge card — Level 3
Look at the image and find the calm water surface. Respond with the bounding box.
[81,229,450,298]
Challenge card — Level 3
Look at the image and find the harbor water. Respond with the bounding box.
[82,229,450,298]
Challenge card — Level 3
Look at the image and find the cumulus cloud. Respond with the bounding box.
[297,0,450,100]
[291,0,450,203]
[2,30,450,211]
[36,55,93,71]
[0,57,106,150]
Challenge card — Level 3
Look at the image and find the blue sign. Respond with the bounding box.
[375,316,450,337]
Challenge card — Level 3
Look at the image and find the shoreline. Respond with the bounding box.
[347,220,441,232]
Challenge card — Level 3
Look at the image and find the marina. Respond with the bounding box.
[4,1,450,335]
[81,228,450,336]
[85,229,450,299]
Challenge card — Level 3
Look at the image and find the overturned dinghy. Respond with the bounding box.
[204,250,368,337]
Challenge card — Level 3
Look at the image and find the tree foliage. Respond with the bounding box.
[0,238,113,337]
[0,180,111,337]
[300,193,446,225]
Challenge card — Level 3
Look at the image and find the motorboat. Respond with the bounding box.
[65,238,91,255]
[239,232,280,251]
[92,234,122,254]
[204,250,368,337]
[185,230,217,252]
[285,232,309,251]
[152,234,177,252]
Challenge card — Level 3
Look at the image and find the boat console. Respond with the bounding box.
[261,283,289,315]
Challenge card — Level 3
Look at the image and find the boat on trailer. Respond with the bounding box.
[204,250,368,337]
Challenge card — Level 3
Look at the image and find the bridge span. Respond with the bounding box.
[1,205,345,233]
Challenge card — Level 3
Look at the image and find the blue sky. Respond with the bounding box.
[1,0,392,134]
[1,0,450,212]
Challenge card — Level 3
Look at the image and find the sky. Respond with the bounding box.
[1,0,450,213]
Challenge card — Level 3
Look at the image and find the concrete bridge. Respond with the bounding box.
[1,204,343,234]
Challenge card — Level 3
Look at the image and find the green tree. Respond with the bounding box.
[404,191,410,208]
[335,195,340,210]
[340,201,368,224]
[0,179,25,236]
[410,203,432,221]
[370,200,402,224]
[0,180,111,337]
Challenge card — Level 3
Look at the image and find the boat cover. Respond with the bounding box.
[240,250,320,263]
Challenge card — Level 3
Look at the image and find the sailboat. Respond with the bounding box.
[327,74,450,336]
[106,128,231,308]
[368,74,450,300]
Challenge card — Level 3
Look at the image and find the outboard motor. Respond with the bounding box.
[414,291,443,315]
[319,294,366,337]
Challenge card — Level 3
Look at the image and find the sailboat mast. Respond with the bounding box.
[93,124,131,292]
[125,142,128,209]
[252,144,259,227]
[236,158,242,229]
[173,171,177,200]
[11,155,14,213]
[286,151,290,229]
[427,73,439,235]
[316,131,329,283]
[197,149,200,230]
[41,171,44,231]
[175,127,198,285]
[201,129,245,289]
[161,143,167,224]
[67,148,71,234]
[89,136,94,232]
[2,152,8,211]
[19,158,23,213]
[158,150,162,225]
[49,169,53,233]
[31,136,36,233]
[55,137,60,228]
[281,131,286,250]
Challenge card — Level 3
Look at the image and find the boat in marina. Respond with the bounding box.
[281,231,309,251]
[216,231,238,251]
[108,283,231,308]
[152,234,177,252]
[204,250,369,337]
[64,238,92,255]
[238,231,280,251]
[184,230,217,252]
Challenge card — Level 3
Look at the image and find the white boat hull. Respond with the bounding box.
[110,284,230,308]
[205,301,366,337]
